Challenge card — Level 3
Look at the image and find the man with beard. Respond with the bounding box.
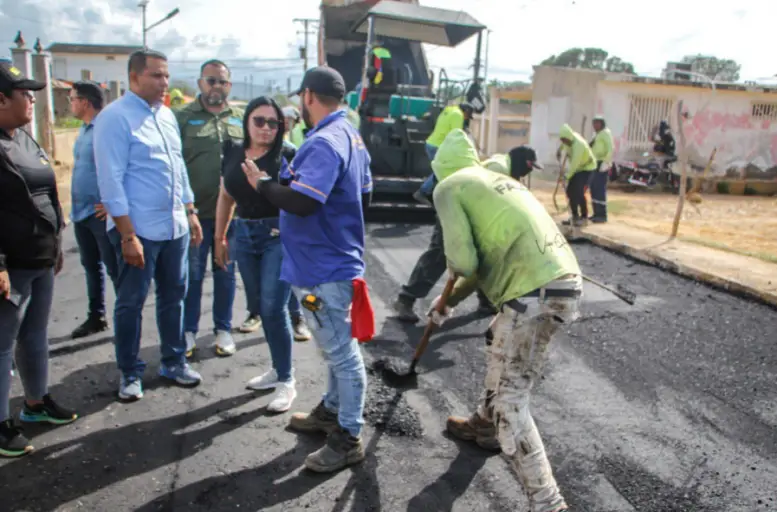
[175,60,243,358]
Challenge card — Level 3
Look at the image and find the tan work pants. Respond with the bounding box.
[478,275,582,512]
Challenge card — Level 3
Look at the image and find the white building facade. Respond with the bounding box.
[47,43,142,89]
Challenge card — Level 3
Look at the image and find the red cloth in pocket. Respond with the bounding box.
[352,278,375,343]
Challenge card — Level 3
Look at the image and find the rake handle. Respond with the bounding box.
[409,275,458,370]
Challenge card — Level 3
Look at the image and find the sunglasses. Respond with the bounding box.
[252,116,280,130]
[202,77,230,87]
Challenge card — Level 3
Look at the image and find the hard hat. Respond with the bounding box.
[282,106,300,120]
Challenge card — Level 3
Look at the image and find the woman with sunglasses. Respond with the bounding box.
[213,96,297,412]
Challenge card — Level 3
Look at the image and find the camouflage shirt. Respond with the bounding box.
[174,98,244,219]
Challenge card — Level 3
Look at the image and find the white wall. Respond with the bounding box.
[51,53,129,87]
[597,82,777,175]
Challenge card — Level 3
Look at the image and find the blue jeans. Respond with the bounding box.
[109,231,189,380]
[73,214,118,317]
[292,280,366,437]
[419,143,439,198]
[184,218,236,334]
[233,218,293,382]
[0,268,54,421]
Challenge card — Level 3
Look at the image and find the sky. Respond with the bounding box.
[1,0,776,85]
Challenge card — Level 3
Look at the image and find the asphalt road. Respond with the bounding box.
[1,222,776,512]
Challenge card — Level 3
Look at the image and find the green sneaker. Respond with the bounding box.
[0,419,33,458]
[19,394,78,426]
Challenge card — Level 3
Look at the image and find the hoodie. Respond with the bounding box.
[432,129,581,307]
[559,123,597,179]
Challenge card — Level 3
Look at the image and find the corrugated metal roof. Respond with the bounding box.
[352,0,485,47]
[46,43,143,55]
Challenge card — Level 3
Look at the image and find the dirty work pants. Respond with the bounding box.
[589,162,608,219]
[478,274,582,512]
[566,171,592,220]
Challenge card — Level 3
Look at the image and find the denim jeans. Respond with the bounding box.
[233,218,294,382]
[184,218,236,334]
[244,272,302,320]
[73,214,118,317]
[418,143,439,198]
[292,280,366,437]
[0,268,55,420]
[109,231,189,380]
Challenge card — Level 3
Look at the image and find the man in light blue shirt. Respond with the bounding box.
[94,49,204,401]
[68,81,118,340]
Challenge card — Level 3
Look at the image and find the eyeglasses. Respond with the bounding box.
[202,77,230,87]
[252,116,280,130]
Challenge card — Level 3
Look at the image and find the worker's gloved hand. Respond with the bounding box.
[427,295,454,326]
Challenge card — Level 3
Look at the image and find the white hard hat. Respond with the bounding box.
[282,106,299,119]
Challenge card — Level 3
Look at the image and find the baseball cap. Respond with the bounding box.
[509,145,544,171]
[0,61,46,93]
[291,66,346,100]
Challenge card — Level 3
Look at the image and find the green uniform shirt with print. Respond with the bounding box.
[432,130,581,308]
[559,123,597,180]
[590,127,614,168]
[174,98,244,219]
[426,105,465,148]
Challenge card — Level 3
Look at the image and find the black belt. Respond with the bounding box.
[504,288,581,314]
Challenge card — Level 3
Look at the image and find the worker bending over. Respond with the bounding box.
[588,115,613,223]
[430,129,582,512]
[558,123,596,227]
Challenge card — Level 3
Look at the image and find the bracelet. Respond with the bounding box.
[121,234,136,245]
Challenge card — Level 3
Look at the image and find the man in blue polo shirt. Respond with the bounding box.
[241,66,372,474]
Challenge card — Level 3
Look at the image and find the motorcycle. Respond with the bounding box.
[610,152,680,192]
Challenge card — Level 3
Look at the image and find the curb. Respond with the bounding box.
[573,228,777,310]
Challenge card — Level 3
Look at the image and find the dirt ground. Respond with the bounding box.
[529,178,777,262]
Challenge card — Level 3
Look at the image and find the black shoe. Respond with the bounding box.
[476,302,498,316]
[71,314,109,339]
[0,419,33,458]
[561,219,573,226]
[20,394,78,426]
[392,298,420,323]
[590,216,607,223]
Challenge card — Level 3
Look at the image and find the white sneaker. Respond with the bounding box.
[214,330,236,357]
[246,369,280,390]
[267,381,297,413]
[184,332,196,358]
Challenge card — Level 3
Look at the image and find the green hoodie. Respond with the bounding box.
[432,130,581,307]
[481,154,511,176]
[559,123,597,179]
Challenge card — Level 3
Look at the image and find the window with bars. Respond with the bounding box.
[752,102,777,121]
[626,95,675,149]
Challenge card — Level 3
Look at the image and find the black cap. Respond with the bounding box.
[0,61,46,92]
[509,145,544,177]
[292,66,346,100]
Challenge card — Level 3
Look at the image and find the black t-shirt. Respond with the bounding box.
[221,140,295,220]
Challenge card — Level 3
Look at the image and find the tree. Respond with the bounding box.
[540,47,636,74]
[170,80,197,97]
[681,55,741,82]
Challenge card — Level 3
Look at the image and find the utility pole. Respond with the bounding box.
[139,0,180,48]
[294,18,319,73]
[483,30,492,87]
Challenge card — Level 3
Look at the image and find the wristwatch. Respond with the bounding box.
[186,207,199,216]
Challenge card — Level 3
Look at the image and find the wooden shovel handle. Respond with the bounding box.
[411,275,458,362]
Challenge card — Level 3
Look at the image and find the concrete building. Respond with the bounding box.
[47,43,142,89]
[529,66,777,177]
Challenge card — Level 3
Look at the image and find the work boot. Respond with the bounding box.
[304,426,365,473]
[590,216,607,223]
[292,315,312,342]
[446,412,501,451]
[288,401,338,435]
[573,217,589,228]
[71,314,109,339]
[392,297,420,323]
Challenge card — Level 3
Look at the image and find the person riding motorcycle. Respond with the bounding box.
[652,120,678,188]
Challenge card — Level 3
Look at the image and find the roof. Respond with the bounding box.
[605,73,777,94]
[352,0,485,47]
[46,43,144,56]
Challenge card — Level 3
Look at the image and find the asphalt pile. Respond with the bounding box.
[364,363,423,438]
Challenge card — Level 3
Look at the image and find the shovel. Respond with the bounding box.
[582,274,636,305]
[376,275,458,387]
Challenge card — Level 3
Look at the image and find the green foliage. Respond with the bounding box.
[540,47,636,74]
[744,185,758,196]
[55,116,82,129]
[681,55,741,82]
[716,181,730,194]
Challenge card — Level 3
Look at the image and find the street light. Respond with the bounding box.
[139,1,180,48]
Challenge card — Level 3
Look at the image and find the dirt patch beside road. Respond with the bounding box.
[529,178,777,262]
